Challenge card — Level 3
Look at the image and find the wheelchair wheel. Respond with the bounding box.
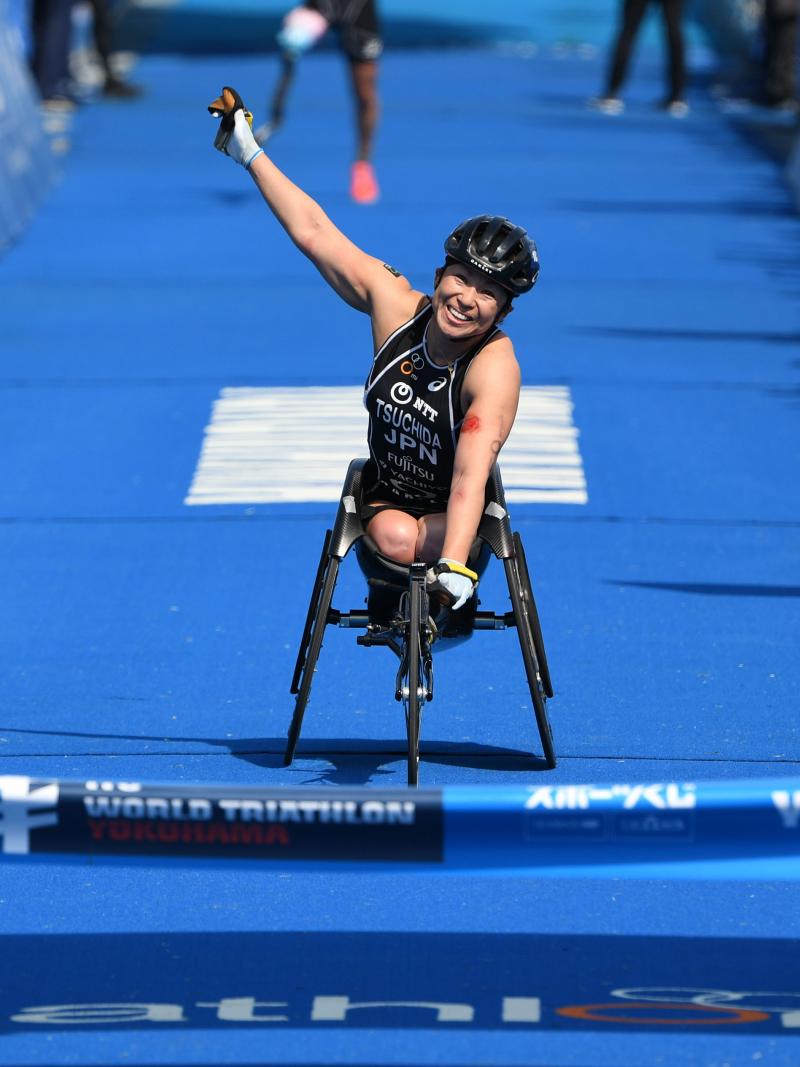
[284,544,340,766]
[398,565,429,786]
[291,530,333,695]
[504,555,556,769]
[513,532,554,699]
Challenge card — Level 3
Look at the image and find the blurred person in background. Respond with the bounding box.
[255,0,382,204]
[31,0,141,106]
[591,0,688,117]
[30,0,74,106]
[86,0,143,98]
[761,0,798,109]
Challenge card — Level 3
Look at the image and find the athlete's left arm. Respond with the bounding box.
[441,338,521,564]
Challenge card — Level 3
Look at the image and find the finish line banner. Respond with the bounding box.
[1,776,799,870]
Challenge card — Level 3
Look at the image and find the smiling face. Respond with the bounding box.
[430,262,510,345]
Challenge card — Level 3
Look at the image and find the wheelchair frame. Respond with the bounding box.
[285,459,555,785]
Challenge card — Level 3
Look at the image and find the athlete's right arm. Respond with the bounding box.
[247,151,397,314]
[209,86,412,315]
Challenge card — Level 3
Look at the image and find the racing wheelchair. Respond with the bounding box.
[285,459,555,785]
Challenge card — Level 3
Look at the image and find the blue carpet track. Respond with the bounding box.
[0,8,799,1064]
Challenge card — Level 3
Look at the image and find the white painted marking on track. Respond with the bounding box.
[185,386,587,506]
[502,997,542,1023]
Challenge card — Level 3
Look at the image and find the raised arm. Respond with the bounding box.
[247,152,386,312]
[209,87,414,324]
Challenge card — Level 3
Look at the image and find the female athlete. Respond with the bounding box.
[209,88,539,610]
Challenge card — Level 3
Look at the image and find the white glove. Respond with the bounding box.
[426,558,478,611]
[208,86,264,169]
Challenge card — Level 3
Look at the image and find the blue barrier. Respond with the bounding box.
[0,1,56,252]
[2,774,799,872]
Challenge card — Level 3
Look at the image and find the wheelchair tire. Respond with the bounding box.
[284,553,340,766]
[291,530,333,695]
[512,532,554,699]
[504,555,556,769]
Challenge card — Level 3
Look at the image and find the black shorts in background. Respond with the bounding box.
[307,0,382,61]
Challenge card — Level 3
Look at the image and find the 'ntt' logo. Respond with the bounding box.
[390,382,413,405]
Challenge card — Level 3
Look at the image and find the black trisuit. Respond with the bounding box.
[362,300,500,517]
[307,0,382,61]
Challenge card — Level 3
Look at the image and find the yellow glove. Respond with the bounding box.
[426,559,479,611]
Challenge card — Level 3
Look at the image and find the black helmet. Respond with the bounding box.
[444,215,539,296]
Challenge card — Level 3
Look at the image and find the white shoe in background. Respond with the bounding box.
[588,95,624,116]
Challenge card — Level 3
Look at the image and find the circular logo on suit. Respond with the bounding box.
[390,382,414,405]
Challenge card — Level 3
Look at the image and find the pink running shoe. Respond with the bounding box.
[350,160,379,204]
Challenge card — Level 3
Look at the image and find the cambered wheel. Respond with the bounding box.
[512,532,553,699]
[291,530,333,695]
[284,551,340,765]
[505,554,556,769]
